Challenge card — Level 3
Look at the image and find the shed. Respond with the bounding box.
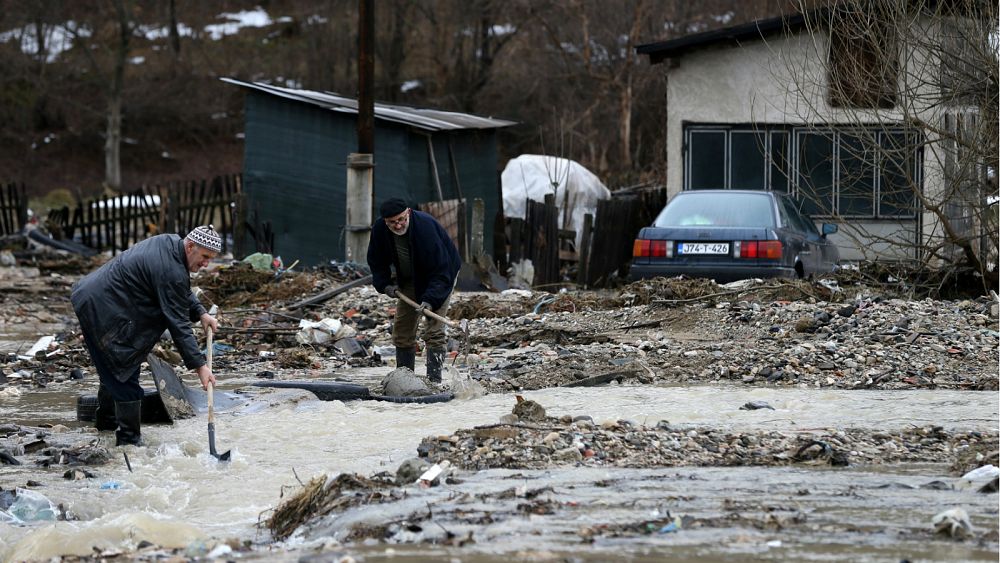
[222,78,516,266]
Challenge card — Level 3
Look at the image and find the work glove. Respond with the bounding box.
[417,301,432,314]
[384,284,398,297]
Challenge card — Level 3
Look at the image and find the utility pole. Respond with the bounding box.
[346,0,374,264]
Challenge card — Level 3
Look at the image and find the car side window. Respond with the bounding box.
[780,198,818,235]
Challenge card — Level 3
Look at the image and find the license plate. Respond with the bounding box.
[678,242,729,255]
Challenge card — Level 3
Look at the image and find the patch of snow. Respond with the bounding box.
[306,15,328,25]
[91,195,161,209]
[0,21,89,63]
[129,56,145,64]
[400,80,422,93]
[140,23,194,40]
[205,7,279,40]
[491,24,516,36]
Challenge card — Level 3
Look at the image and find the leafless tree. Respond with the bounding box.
[780,0,997,289]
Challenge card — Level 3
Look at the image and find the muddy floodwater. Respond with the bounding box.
[1,370,997,562]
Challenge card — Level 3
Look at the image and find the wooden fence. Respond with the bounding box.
[46,174,241,255]
[503,187,667,288]
[0,183,28,236]
[419,198,467,260]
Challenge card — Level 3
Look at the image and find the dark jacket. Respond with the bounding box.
[367,210,461,310]
[71,234,207,382]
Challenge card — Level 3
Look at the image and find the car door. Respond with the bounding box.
[775,196,812,274]
[785,199,825,275]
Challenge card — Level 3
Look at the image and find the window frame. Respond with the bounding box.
[683,123,921,220]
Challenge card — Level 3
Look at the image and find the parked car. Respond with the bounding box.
[630,190,839,283]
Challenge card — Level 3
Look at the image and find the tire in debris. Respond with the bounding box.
[251,381,453,403]
[370,392,454,404]
[76,388,173,424]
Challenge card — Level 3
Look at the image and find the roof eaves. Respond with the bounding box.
[636,11,814,64]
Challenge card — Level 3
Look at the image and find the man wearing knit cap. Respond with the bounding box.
[367,198,461,382]
[71,225,222,445]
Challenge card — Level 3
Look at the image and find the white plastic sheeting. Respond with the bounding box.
[501,154,611,249]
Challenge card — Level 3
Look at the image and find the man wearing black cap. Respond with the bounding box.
[367,198,461,382]
[71,225,221,445]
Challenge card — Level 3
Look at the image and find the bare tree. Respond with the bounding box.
[780,0,997,289]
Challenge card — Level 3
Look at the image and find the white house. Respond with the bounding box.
[636,6,991,264]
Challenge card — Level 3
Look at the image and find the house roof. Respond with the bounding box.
[221,77,517,131]
[636,12,813,64]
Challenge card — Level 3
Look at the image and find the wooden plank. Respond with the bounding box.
[578,213,593,288]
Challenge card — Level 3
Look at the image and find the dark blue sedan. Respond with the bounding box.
[630,190,839,283]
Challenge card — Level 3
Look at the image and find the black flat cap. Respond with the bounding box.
[379,198,408,219]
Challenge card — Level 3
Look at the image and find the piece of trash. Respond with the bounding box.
[242,252,274,271]
[69,368,85,380]
[961,465,1000,481]
[100,481,121,490]
[8,488,58,522]
[18,336,56,360]
[658,516,682,534]
[417,460,451,488]
[296,318,356,345]
[334,337,367,358]
[258,351,276,358]
[206,544,233,558]
[204,342,234,356]
[932,507,973,537]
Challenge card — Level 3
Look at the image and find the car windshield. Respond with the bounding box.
[653,192,775,228]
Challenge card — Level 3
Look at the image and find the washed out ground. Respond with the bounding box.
[0,250,997,561]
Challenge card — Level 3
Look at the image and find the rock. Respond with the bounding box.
[794,317,815,333]
[395,458,431,486]
[837,304,857,317]
[512,400,546,422]
[739,401,775,411]
[380,367,431,397]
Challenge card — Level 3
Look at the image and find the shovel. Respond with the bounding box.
[205,326,231,462]
[395,292,471,359]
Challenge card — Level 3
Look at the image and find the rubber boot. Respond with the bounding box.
[395,347,416,371]
[114,400,142,446]
[94,385,117,431]
[426,347,445,383]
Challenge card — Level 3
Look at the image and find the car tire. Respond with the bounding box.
[76,389,172,424]
[370,392,454,404]
[251,381,372,401]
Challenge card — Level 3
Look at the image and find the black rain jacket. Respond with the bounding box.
[367,210,461,310]
[71,234,207,381]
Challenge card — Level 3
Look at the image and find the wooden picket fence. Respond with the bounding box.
[46,174,241,255]
[503,186,667,288]
[0,183,28,236]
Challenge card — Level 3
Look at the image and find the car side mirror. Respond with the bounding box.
[821,223,838,236]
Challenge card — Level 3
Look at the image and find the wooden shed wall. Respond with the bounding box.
[243,92,501,265]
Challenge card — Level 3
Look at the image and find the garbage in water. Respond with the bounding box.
[417,460,450,488]
[6,489,59,522]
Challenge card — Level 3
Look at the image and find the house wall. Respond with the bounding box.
[663,31,945,262]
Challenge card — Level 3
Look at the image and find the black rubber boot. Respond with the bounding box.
[426,347,445,383]
[94,385,117,431]
[395,347,416,371]
[114,400,142,446]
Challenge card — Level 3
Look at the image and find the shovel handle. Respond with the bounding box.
[206,327,215,423]
[395,292,459,329]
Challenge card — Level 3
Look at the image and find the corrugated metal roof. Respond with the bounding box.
[221,77,516,131]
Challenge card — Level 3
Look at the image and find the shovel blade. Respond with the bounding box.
[207,422,231,462]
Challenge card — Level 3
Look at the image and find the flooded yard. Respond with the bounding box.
[1,263,997,561]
